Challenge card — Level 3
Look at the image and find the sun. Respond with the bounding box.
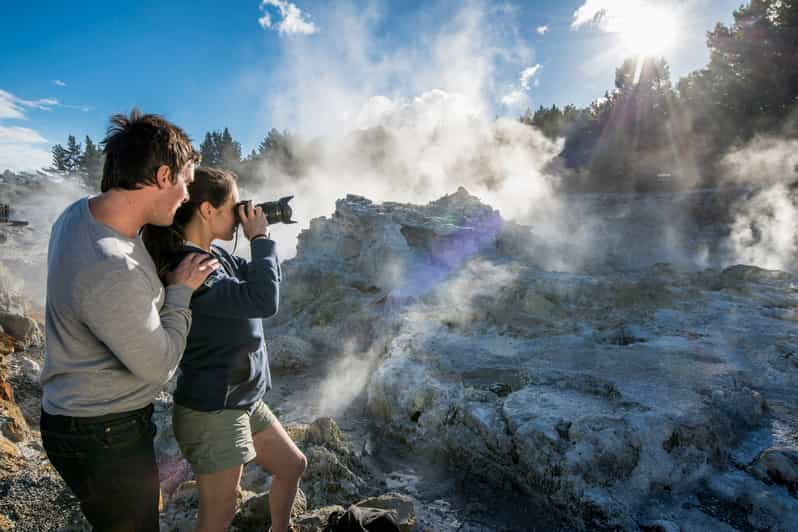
[616,4,679,57]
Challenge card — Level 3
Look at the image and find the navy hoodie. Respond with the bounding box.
[171,238,281,411]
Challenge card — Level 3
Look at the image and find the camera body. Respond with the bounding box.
[234,196,297,225]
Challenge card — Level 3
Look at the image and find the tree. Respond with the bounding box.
[80,136,104,189]
[65,135,82,172]
[200,132,220,167]
[219,128,242,169]
[256,128,302,176]
[51,144,67,171]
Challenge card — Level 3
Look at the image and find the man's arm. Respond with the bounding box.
[79,267,194,384]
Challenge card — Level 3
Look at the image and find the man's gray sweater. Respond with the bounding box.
[40,197,194,417]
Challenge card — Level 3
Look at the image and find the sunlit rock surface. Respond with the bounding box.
[271,189,798,531]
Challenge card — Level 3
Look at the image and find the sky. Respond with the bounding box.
[0,0,742,172]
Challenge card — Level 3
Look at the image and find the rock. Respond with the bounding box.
[0,381,29,442]
[302,446,367,509]
[354,492,415,532]
[305,417,349,453]
[169,480,200,506]
[19,356,40,382]
[704,470,798,532]
[234,487,306,528]
[240,458,272,494]
[749,448,798,493]
[285,422,309,443]
[0,312,40,346]
[0,513,14,530]
[266,335,316,372]
[0,331,13,356]
[294,505,345,532]
[0,434,24,478]
[226,190,798,530]
[640,520,680,532]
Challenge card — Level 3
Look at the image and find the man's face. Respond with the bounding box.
[151,162,194,226]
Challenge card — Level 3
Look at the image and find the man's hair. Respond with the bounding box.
[100,108,200,192]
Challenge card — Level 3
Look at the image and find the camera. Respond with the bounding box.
[234,196,297,225]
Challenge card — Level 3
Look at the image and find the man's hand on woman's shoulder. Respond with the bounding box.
[166,253,219,290]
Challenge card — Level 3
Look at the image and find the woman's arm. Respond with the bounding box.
[189,238,280,319]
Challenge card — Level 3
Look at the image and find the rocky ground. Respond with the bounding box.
[1,185,797,531]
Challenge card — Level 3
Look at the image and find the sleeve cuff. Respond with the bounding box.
[251,237,277,259]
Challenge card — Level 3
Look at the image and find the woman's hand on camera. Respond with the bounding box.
[238,201,270,241]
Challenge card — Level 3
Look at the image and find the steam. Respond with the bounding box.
[241,2,558,262]
[315,340,381,419]
[722,132,798,271]
[727,185,798,272]
[0,172,89,307]
[722,135,798,188]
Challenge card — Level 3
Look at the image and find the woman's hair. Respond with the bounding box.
[142,167,237,276]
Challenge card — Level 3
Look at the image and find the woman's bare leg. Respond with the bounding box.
[196,465,244,532]
[252,421,307,532]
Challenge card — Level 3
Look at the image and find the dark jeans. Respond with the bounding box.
[40,404,160,532]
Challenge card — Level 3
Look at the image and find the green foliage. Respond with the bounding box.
[65,135,82,173]
[79,136,104,190]
[522,0,798,191]
[51,144,67,171]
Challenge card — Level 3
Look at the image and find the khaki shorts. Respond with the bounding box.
[172,400,277,475]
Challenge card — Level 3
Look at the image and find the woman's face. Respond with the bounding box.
[208,182,240,242]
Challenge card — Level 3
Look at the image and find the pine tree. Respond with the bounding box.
[200,132,220,167]
[219,128,242,169]
[65,135,82,172]
[51,144,68,171]
[80,136,104,189]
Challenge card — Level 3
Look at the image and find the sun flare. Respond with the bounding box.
[616,4,679,57]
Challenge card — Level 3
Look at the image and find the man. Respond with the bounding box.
[39,109,219,531]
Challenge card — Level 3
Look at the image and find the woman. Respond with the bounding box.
[143,167,306,532]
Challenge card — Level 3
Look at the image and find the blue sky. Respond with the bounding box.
[0,0,741,172]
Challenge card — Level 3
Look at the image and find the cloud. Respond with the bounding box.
[259,0,318,35]
[0,126,48,144]
[536,25,548,35]
[572,0,621,30]
[0,89,59,120]
[0,125,50,172]
[0,89,64,171]
[520,64,542,90]
[500,89,527,108]
[500,63,541,108]
[54,80,67,87]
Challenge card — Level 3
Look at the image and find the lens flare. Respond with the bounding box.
[617,4,679,57]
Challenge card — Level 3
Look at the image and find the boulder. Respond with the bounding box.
[293,505,346,532]
[234,487,307,528]
[749,448,798,493]
[266,335,316,372]
[0,434,24,478]
[0,312,40,346]
[302,446,367,509]
[0,381,29,442]
[354,492,415,532]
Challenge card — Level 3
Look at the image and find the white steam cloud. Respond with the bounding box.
[728,185,798,272]
[242,1,554,263]
[722,132,798,271]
